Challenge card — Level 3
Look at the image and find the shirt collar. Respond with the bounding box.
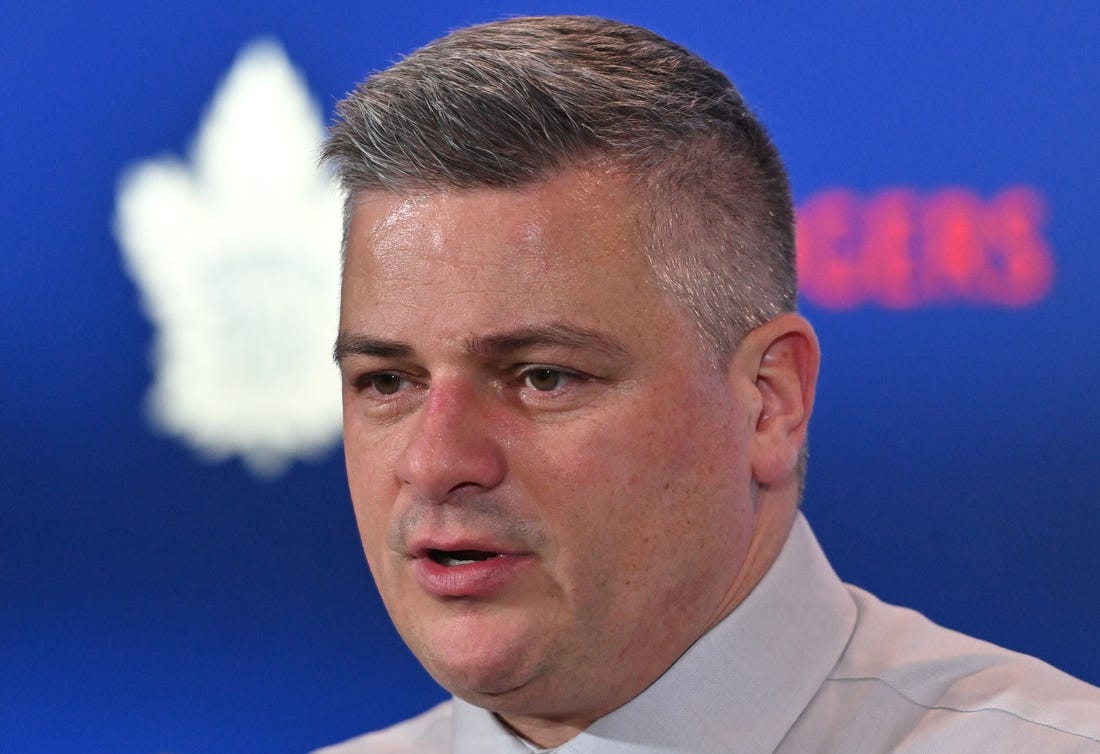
[452,513,856,754]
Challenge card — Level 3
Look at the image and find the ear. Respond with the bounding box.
[729,313,820,489]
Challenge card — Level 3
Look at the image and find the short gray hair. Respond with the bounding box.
[323,15,797,363]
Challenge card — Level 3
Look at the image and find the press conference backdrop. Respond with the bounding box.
[3,2,1097,752]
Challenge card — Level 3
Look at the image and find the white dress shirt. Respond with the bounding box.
[314,514,1100,753]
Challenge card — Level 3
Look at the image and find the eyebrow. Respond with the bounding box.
[333,334,413,363]
[333,323,627,363]
[467,324,628,359]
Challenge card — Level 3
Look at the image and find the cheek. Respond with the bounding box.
[602,396,743,503]
[524,399,736,555]
[546,394,749,574]
[343,423,402,561]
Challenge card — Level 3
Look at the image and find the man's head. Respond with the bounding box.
[327,16,818,747]
[324,15,796,362]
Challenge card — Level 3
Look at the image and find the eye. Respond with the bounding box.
[523,368,571,392]
[358,372,409,395]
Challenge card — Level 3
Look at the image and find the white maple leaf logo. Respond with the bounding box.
[115,40,344,478]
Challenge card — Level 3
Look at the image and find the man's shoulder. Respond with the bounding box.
[310,700,453,754]
[813,584,1100,750]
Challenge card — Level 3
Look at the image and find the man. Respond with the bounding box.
[317,15,1100,753]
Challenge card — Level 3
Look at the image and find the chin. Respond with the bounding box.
[416,614,545,699]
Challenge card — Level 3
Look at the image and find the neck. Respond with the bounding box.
[703,491,798,633]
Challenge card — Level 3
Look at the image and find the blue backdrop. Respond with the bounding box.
[3,2,1098,753]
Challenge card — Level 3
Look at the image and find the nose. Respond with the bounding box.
[394,378,507,502]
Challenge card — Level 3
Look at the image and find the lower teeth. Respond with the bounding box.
[432,550,497,566]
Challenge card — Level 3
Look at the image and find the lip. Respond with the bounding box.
[408,537,535,598]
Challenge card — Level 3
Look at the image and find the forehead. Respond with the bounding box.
[350,169,635,257]
[340,170,667,334]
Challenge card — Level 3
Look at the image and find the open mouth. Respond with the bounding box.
[427,549,500,567]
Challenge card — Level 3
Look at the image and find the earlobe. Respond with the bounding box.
[736,314,820,488]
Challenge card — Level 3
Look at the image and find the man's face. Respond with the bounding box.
[338,168,761,731]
